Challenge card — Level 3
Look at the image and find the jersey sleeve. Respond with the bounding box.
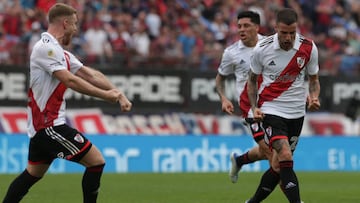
[217,48,234,76]
[64,50,83,74]
[250,47,263,74]
[33,44,67,75]
[306,41,319,75]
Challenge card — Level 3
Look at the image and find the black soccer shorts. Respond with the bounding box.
[261,114,304,152]
[28,124,92,164]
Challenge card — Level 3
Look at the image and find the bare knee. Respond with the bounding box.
[258,140,272,160]
[27,164,50,178]
[272,139,293,161]
[80,145,105,167]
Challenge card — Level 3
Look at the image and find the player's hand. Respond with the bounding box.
[222,99,234,115]
[252,107,264,122]
[107,89,122,103]
[307,96,320,111]
[118,93,132,112]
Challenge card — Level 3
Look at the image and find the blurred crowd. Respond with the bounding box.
[0,0,359,76]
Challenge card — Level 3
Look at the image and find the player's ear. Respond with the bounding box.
[274,24,278,32]
[63,18,69,29]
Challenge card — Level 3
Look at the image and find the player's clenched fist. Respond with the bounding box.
[118,94,132,112]
[307,96,320,111]
[106,89,132,112]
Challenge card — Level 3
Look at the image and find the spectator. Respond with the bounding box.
[128,20,150,67]
[145,6,161,40]
[27,21,42,54]
[0,0,357,76]
[83,19,113,65]
[0,30,13,64]
[177,26,196,59]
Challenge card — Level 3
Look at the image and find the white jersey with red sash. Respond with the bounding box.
[217,34,265,118]
[250,33,319,119]
[27,32,83,138]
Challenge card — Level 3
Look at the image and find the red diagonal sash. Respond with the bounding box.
[239,75,263,118]
[257,41,313,107]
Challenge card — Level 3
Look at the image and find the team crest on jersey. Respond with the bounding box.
[74,133,84,143]
[297,57,306,69]
[251,123,259,131]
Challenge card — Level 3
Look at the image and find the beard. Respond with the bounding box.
[62,34,72,46]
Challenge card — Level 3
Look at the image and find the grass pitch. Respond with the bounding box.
[0,172,359,203]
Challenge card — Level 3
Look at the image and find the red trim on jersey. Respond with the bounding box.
[28,88,44,130]
[64,52,71,71]
[257,41,313,107]
[29,83,67,131]
[239,75,263,118]
[29,52,70,132]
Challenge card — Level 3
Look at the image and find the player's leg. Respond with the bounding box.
[50,124,106,203]
[248,115,302,203]
[245,115,285,202]
[3,129,53,203]
[2,164,50,203]
[229,119,270,183]
[274,117,303,203]
[78,145,106,203]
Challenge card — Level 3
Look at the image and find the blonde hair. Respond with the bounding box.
[48,3,77,23]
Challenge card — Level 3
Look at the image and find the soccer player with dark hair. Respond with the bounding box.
[2,3,132,203]
[215,10,272,183]
[246,8,321,203]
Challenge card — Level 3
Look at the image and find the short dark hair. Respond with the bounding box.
[48,3,77,23]
[237,11,260,25]
[276,8,298,25]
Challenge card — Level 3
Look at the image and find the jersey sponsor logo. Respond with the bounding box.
[74,133,85,143]
[49,62,62,67]
[271,72,303,83]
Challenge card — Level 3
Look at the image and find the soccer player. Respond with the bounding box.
[246,8,321,203]
[2,3,132,203]
[215,11,272,183]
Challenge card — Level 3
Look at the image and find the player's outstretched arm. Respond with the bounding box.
[54,69,121,103]
[75,66,116,90]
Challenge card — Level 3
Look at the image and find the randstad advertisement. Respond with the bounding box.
[0,134,359,173]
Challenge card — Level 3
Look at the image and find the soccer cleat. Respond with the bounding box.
[229,152,241,183]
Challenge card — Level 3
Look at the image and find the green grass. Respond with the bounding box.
[0,172,359,203]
